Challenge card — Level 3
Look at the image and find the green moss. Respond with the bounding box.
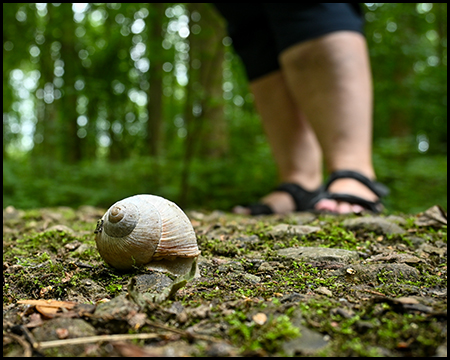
[226,310,300,354]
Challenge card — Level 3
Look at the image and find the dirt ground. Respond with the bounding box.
[3,204,447,357]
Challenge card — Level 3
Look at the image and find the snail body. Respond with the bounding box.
[94,194,200,275]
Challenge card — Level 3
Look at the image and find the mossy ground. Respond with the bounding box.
[3,205,447,357]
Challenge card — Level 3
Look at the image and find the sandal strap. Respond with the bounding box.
[247,203,274,215]
[326,193,383,213]
[275,183,322,212]
[247,183,322,215]
[325,170,389,198]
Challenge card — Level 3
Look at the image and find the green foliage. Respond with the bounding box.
[3,137,447,213]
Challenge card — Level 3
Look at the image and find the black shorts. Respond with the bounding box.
[214,3,364,81]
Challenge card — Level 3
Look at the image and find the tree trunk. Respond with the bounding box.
[146,3,166,157]
[59,3,82,163]
[178,3,227,207]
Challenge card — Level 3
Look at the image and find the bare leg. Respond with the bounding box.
[233,71,322,214]
[279,31,377,213]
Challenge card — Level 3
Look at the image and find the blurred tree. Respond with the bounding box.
[146,3,166,157]
[364,3,447,154]
[179,3,227,206]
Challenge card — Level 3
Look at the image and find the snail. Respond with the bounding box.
[94,194,200,276]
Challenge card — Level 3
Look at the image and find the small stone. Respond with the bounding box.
[252,312,267,325]
[243,273,261,284]
[257,262,274,272]
[315,286,333,297]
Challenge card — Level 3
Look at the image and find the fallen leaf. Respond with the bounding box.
[18,299,77,308]
[18,299,77,318]
[36,305,59,318]
[24,313,44,328]
[415,205,447,227]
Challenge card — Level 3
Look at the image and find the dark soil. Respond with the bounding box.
[3,204,447,357]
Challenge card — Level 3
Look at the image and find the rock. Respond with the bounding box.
[233,234,259,247]
[205,341,238,357]
[252,312,268,325]
[243,273,261,284]
[280,292,308,303]
[166,301,185,315]
[3,206,24,220]
[218,261,244,274]
[315,286,333,297]
[45,224,76,235]
[282,325,329,355]
[416,243,447,258]
[189,304,210,319]
[257,262,274,272]
[331,264,420,284]
[133,273,173,293]
[366,252,424,265]
[342,216,406,235]
[415,205,447,228]
[277,246,359,264]
[32,317,97,356]
[94,295,140,320]
[268,224,320,237]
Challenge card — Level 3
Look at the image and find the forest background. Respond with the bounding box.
[3,3,447,214]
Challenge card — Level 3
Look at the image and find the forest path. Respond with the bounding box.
[3,205,447,356]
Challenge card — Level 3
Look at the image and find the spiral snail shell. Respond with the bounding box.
[94,194,200,276]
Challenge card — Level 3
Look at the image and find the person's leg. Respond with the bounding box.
[279,31,377,213]
[233,71,322,214]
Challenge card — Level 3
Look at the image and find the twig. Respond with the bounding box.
[38,323,221,349]
[4,332,32,357]
[37,333,160,349]
[362,289,387,297]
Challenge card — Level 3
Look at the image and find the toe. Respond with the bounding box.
[315,198,339,212]
[232,205,251,215]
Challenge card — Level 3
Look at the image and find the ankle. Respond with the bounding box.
[328,167,376,180]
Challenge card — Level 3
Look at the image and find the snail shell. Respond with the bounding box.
[94,194,200,275]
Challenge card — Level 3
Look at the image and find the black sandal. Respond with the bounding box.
[245,183,322,215]
[320,170,389,213]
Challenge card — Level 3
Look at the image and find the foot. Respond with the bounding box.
[233,182,322,215]
[314,170,389,214]
[233,191,296,215]
[315,178,377,214]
